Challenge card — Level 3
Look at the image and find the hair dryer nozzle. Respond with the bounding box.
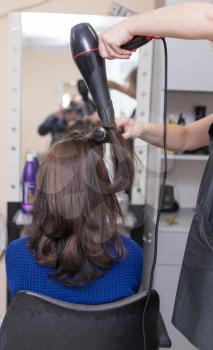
[70,23,116,128]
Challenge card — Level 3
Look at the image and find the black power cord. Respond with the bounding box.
[142,38,168,350]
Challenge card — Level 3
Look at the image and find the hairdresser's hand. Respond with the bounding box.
[116,117,145,139]
[99,20,133,59]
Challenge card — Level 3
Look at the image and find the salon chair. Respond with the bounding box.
[0,289,171,350]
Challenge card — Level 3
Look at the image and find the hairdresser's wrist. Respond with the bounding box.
[126,15,140,38]
[127,10,166,39]
[136,121,148,140]
[127,13,151,38]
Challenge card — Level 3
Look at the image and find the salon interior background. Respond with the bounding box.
[0,0,155,320]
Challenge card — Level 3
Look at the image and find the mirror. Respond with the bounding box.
[21,12,139,165]
[8,11,154,210]
[7,10,156,289]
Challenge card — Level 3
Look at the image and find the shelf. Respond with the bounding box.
[159,208,195,233]
[161,154,208,161]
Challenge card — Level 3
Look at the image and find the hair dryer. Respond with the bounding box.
[77,79,96,115]
[71,23,115,127]
[77,79,89,102]
[70,23,156,127]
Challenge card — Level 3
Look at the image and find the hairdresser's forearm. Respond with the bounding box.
[127,3,213,41]
[141,114,213,151]
[140,123,187,152]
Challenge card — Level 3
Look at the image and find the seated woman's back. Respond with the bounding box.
[6,120,143,304]
[6,235,143,304]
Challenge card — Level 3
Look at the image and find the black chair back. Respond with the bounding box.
[0,289,171,350]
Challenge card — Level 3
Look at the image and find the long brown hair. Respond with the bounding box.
[27,120,134,286]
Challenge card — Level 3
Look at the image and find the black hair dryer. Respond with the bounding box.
[77,79,96,115]
[71,23,115,127]
[70,23,155,127]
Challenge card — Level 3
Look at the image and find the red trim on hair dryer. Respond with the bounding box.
[74,48,99,59]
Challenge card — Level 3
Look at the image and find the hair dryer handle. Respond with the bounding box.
[121,36,160,51]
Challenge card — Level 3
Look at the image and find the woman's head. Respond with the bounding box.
[28,119,134,286]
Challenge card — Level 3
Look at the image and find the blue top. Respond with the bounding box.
[6,236,143,305]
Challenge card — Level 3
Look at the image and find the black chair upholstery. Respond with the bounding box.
[0,289,171,350]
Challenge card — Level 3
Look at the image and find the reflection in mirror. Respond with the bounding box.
[15,12,140,229]
[21,12,139,169]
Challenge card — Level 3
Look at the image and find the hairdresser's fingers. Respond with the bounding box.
[108,42,132,57]
[98,47,108,58]
[101,45,131,59]
[101,43,117,59]
[106,47,131,59]
[99,27,133,56]
[121,130,132,139]
[99,35,131,59]
[116,117,128,132]
[99,41,131,59]
[98,41,110,58]
[116,118,137,139]
[122,122,137,139]
[116,117,133,131]
[100,41,116,58]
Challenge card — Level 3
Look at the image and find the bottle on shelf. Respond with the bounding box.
[177,113,186,126]
[22,152,38,214]
[161,185,179,213]
[168,118,176,155]
[31,150,39,173]
[195,105,206,121]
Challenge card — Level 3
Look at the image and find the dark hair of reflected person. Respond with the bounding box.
[27,119,135,286]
